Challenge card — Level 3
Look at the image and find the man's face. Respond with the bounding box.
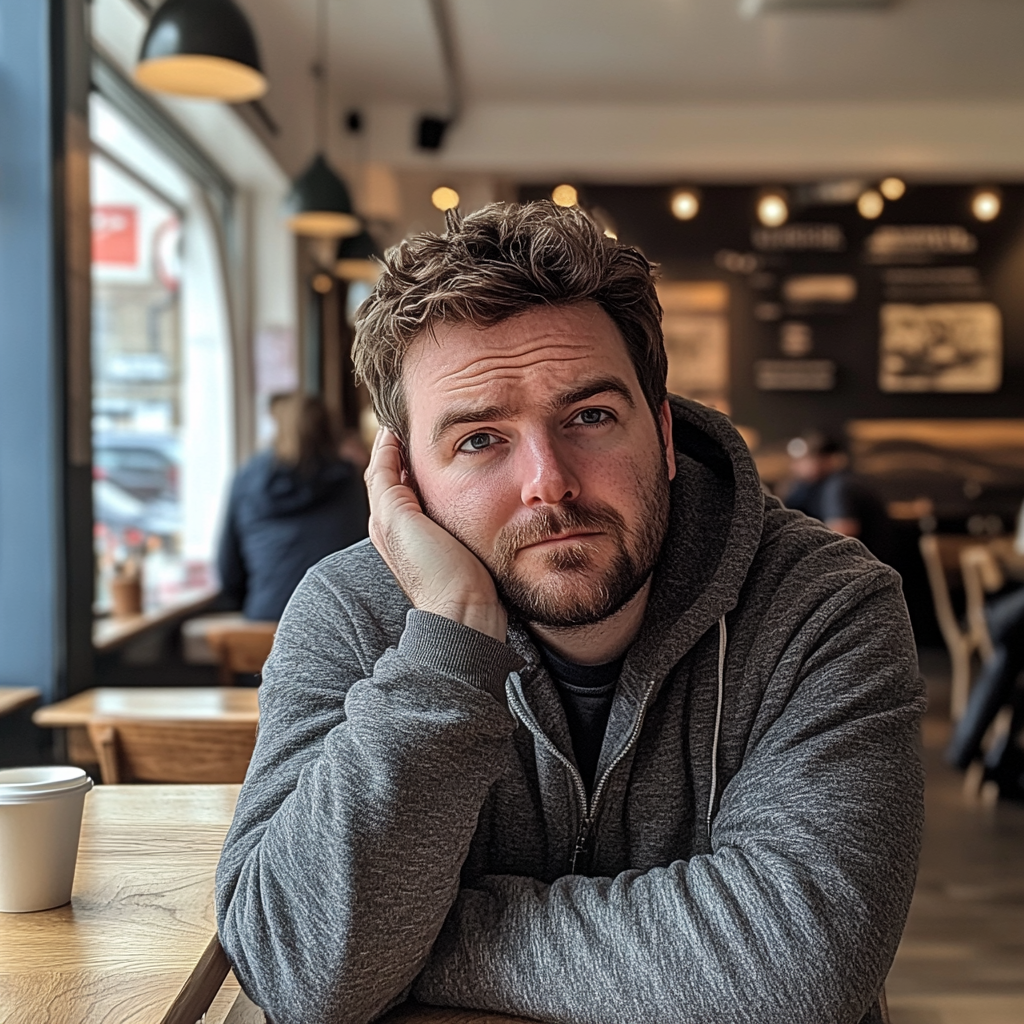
[402,302,676,629]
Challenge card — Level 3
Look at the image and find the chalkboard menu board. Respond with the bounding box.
[518,182,1024,523]
[520,185,1020,422]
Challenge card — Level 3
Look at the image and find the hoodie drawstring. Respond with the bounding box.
[707,615,727,840]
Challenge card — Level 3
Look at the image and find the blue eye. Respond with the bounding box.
[574,408,611,426]
[458,432,501,452]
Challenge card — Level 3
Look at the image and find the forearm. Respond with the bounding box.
[217,610,521,1024]
[417,579,925,1024]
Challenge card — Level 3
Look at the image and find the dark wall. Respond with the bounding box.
[520,183,1024,445]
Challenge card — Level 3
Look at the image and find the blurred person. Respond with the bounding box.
[947,496,1024,801]
[217,393,368,621]
[785,432,894,564]
[217,203,923,1024]
[338,427,371,475]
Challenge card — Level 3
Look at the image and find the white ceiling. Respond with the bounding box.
[227,0,1024,181]
[112,0,1024,183]
[246,0,1024,109]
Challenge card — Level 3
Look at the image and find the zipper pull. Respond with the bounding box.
[570,818,593,875]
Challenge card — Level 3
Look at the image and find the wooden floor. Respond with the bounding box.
[886,649,1024,1024]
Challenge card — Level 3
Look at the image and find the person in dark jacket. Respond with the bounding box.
[947,500,1024,801]
[784,432,895,565]
[217,393,368,621]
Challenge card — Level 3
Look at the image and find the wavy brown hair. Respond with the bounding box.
[351,201,667,439]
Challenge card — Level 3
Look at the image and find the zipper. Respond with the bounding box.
[506,674,658,876]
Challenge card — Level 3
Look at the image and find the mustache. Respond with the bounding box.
[492,502,627,566]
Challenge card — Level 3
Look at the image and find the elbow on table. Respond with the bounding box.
[216,885,408,1024]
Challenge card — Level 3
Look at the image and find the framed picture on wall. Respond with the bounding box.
[878,301,1002,393]
[657,281,729,413]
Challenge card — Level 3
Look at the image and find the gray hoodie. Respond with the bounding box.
[216,397,925,1024]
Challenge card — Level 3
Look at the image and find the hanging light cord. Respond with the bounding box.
[313,0,328,151]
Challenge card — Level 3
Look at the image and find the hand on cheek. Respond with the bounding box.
[365,428,508,643]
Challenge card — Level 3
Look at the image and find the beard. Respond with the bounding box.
[417,461,670,630]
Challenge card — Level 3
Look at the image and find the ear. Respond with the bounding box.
[659,399,676,481]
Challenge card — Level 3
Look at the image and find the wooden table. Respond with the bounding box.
[0,784,242,1024]
[34,687,260,728]
[0,781,536,1024]
[93,586,219,652]
[33,687,260,765]
[0,687,39,718]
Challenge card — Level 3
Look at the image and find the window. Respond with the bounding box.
[90,93,234,614]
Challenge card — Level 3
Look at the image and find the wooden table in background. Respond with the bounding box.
[33,687,260,765]
[0,784,242,1024]
[0,687,39,718]
[92,586,219,652]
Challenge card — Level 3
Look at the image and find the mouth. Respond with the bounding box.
[518,530,603,552]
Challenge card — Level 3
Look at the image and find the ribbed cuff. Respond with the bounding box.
[398,609,525,703]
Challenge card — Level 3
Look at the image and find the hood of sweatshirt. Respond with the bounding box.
[240,450,357,519]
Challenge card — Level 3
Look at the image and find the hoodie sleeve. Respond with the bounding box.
[413,570,925,1024]
[215,566,522,1024]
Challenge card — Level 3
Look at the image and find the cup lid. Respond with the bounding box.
[0,766,93,804]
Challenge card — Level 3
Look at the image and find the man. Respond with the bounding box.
[216,203,925,1024]
[784,432,895,565]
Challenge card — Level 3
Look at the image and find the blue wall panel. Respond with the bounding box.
[0,1,63,701]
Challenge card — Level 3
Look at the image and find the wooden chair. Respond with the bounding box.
[960,543,1004,665]
[87,718,257,784]
[919,534,987,720]
[206,622,277,686]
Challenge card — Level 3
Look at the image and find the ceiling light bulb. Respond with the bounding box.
[757,193,788,228]
[972,189,1001,222]
[880,177,906,201]
[671,189,700,221]
[551,184,578,208]
[857,189,885,220]
[431,186,460,211]
[311,272,334,294]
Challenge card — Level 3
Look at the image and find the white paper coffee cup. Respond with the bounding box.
[0,766,94,913]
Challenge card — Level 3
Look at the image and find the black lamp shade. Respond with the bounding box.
[335,230,382,281]
[136,0,268,103]
[286,154,361,238]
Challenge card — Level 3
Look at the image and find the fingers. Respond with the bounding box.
[365,429,406,511]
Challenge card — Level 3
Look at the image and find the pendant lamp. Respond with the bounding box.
[335,230,382,282]
[286,0,361,238]
[287,155,361,238]
[135,0,268,103]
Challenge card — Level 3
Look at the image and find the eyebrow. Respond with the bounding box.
[430,403,515,445]
[552,376,636,412]
[429,375,636,446]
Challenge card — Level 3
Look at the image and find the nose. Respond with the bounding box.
[518,433,580,508]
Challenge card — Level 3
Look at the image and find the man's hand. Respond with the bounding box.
[366,428,508,643]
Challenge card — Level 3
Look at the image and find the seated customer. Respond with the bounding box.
[785,432,894,565]
[217,393,368,621]
[216,203,924,1024]
[947,499,1024,800]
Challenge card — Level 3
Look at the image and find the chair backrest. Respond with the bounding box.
[918,534,974,651]
[919,533,991,719]
[961,543,1004,662]
[87,718,257,784]
[207,623,277,685]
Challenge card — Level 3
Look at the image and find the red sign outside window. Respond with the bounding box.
[92,205,138,265]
